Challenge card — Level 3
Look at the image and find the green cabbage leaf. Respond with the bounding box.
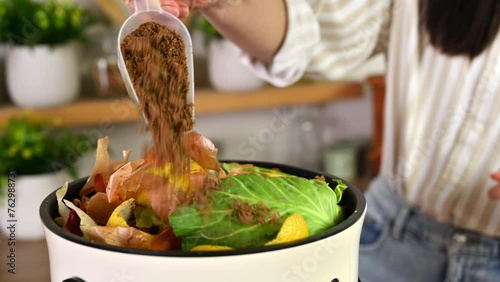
[169,164,347,250]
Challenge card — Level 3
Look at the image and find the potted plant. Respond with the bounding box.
[4,0,94,108]
[0,115,95,240]
[195,16,265,92]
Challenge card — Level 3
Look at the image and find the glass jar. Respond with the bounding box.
[90,29,127,98]
[289,105,323,170]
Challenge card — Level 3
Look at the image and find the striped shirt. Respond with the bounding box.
[243,0,500,237]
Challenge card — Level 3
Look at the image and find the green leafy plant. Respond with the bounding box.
[2,0,94,46]
[194,16,223,46]
[0,116,96,194]
[0,0,12,42]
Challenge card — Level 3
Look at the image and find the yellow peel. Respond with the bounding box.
[149,161,203,176]
[262,172,285,178]
[265,213,309,246]
[147,161,205,196]
[106,198,135,227]
[191,245,234,252]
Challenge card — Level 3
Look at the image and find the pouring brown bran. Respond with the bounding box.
[120,22,194,176]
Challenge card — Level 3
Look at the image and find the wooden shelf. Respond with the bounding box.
[0,81,363,128]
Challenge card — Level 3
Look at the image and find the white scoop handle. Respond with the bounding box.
[135,0,161,12]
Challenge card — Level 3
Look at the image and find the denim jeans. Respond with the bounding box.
[358,176,500,282]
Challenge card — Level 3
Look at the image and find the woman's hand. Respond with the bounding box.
[122,0,218,18]
[488,171,500,200]
[122,0,286,64]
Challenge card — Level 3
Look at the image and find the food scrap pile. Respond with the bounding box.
[56,138,347,251]
[55,21,348,252]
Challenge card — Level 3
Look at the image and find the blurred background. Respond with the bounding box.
[0,2,387,280]
[0,0,387,187]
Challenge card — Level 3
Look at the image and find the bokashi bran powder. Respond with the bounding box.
[120,22,194,174]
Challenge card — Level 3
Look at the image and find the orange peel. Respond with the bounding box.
[265,213,309,246]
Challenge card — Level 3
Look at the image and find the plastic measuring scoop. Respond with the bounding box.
[117,0,195,123]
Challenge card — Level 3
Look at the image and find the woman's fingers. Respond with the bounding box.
[488,172,500,200]
[160,0,181,17]
[492,171,500,181]
[488,185,500,200]
[122,0,136,12]
[177,2,190,18]
[175,0,212,18]
[122,0,219,17]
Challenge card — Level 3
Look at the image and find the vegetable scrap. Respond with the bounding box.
[265,214,309,246]
[191,213,310,251]
[55,137,348,252]
[191,245,234,252]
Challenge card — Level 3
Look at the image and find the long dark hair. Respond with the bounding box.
[420,0,500,58]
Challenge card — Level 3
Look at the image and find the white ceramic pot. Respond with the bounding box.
[40,161,366,282]
[208,40,265,92]
[6,43,80,108]
[1,171,69,241]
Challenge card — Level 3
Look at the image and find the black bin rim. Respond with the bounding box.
[40,160,366,257]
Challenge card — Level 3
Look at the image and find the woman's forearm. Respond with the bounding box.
[201,0,287,64]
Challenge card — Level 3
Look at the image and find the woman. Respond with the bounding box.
[124,1,500,281]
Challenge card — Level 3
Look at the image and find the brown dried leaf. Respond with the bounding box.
[94,172,112,194]
[184,131,221,172]
[81,137,113,196]
[107,160,148,203]
[85,193,122,226]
